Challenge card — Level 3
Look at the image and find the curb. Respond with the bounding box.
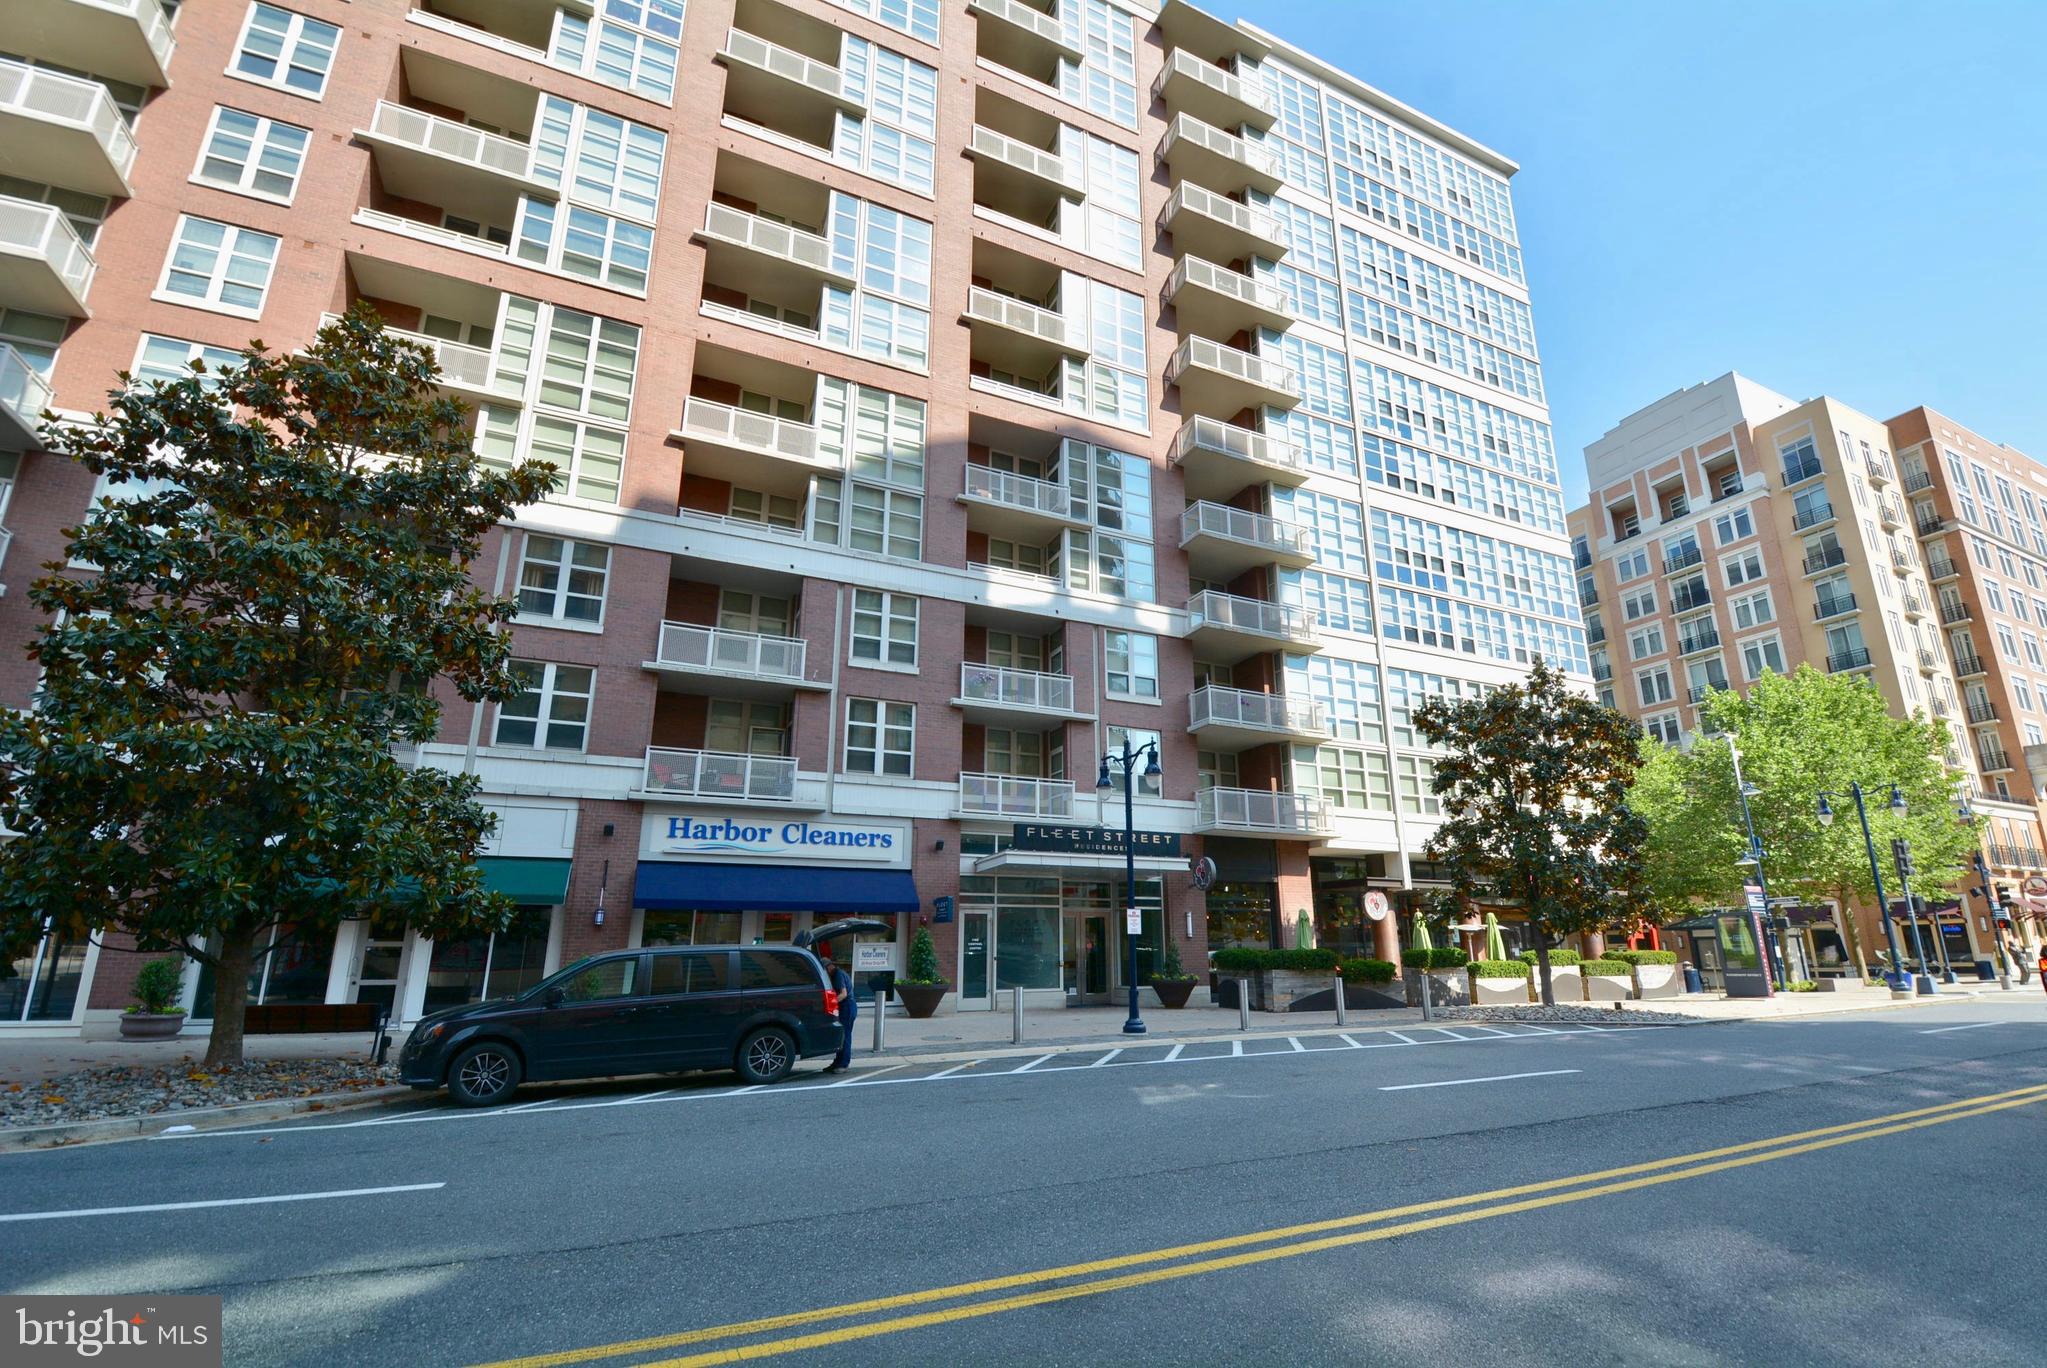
[0,1085,416,1153]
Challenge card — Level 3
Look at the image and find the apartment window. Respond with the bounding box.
[727,488,801,529]
[482,414,624,504]
[2015,679,2035,712]
[1724,549,1765,587]
[850,590,917,667]
[1197,749,1240,792]
[517,202,654,293]
[1731,589,1774,630]
[810,479,923,560]
[1105,630,1159,700]
[1293,745,1390,812]
[192,107,311,203]
[551,0,682,103]
[516,537,609,625]
[1395,755,1440,816]
[1643,714,1681,746]
[1713,507,1754,544]
[844,698,914,776]
[1780,436,1822,484]
[155,216,280,318]
[1627,626,1664,661]
[2028,635,2045,669]
[1636,667,1673,707]
[1104,726,1163,795]
[983,728,1045,777]
[1741,636,1785,680]
[495,662,593,750]
[707,700,787,755]
[1614,548,1648,581]
[1622,586,1657,621]
[825,0,940,43]
[719,590,791,637]
[229,4,340,98]
[1065,529,1156,602]
[132,335,242,388]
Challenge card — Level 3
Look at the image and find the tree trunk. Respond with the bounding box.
[1534,942,1555,1007]
[1833,886,1870,981]
[202,926,259,1070]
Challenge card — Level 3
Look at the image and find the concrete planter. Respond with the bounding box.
[1404,971,1470,1007]
[1632,963,1682,999]
[1289,979,1406,1012]
[1528,965,1582,1003]
[1584,972,1632,1002]
[1151,978,1198,1009]
[894,983,948,1019]
[1260,969,1334,1012]
[119,1012,186,1041]
[1467,969,1535,1004]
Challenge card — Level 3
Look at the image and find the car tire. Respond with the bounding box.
[446,1042,523,1107]
[734,1027,796,1085]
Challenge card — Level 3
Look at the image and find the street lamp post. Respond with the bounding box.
[1729,743,1789,991]
[1818,783,1933,997]
[1097,736,1161,1036]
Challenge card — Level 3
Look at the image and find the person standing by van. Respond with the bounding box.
[819,949,856,1073]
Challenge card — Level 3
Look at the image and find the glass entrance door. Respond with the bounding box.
[352,919,406,1013]
[1063,913,1110,1005]
[960,911,991,1008]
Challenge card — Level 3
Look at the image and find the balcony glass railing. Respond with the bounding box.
[1166,255,1292,317]
[655,622,807,683]
[1197,786,1328,835]
[969,123,1081,192]
[959,772,1074,818]
[366,101,536,180]
[1189,685,1325,735]
[679,397,823,465]
[0,58,139,183]
[1161,114,1281,182]
[1159,181,1283,245]
[1171,416,1304,479]
[963,463,1069,518]
[1186,589,1318,644]
[965,285,1079,348]
[1168,336,1299,396]
[1153,49,1278,121]
[722,28,850,104]
[700,201,839,275]
[0,195,96,304]
[958,662,1076,714]
[644,747,799,802]
[0,341,55,431]
[1180,501,1312,557]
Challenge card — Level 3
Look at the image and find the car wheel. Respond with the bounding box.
[735,1027,796,1085]
[446,1042,522,1107]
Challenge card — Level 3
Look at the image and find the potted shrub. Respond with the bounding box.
[1581,957,1633,1002]
[1403,947,1471,1005]
[1467,958,1535,1004]
[1339,957,1403,1009]
[120,957,187,1040]
[1517,947,1582,1002]
[893,927,949,1019]
[1150,932,1199,1009]
[1612,948,1681,999]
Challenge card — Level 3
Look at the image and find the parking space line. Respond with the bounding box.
[1230,1040,1243,1057]
[1163,1044,1185,1062]
[1919,1022,1999,1035]
[1011,1055,1055,1074]
[1287,1037,1306,1052]
[923,1062,979,1080]
[1089,1049,1123,1068]
[0,1183,446,1223]
[1386,1031,1418,1045]
[1381,1068,1581,1093]
[1338,1034,1362,1048]
[834,1064,911,1087]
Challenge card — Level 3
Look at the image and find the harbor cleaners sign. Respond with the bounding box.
[658,814,906,864]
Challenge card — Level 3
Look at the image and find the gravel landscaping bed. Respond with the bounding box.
[0,1058,400,1128]
[1436,1004,1705,1027]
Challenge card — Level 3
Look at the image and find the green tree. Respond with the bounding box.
[1630,735,1748,922]
[0,305,557,1068]
[1417,658,1647,1006]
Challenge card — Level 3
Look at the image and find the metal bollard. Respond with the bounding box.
[1013,984,1024,1044]
[1238,977,1251,1031]
[1419,968,1435,1022]
[1333,974,1347,1026]
[871,990,886,1054]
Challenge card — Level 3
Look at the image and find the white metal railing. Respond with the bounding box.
[969,124,1082,193]
[1154,49,1278,120]
[121,0,178,75]
[700,299,824,345]
[0,196,95,304]
[679,396,823,465]
[958,662,1076,714]
[1189,685,1325,736]
[700,201,838,275]
[1180,501,1312,557]
[407,9,551,65]
[0,59,139,182]
[1162,114,1281,180]
[678,507,806,540]
[723,29,849,103]
[644,747,799,802]
[367,101,535,180]
[0,525,11,577]
[959,772,1074,818]
[1198,786,1329,835]
[354,207,512,258]
[1172,416,1305,479]
[1169,336,1300,397]
[966,286,1079,348]
[963,463,1069,518]
[1186,589,1319,644]
[969,0,1070,49]
[1168,255,1292,317]
[319,314,501,393]
[0,342,54,431]
[656,621,807,683]
[1161,181,1284,245]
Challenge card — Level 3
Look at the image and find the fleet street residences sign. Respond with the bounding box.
[1009,824,1183,858]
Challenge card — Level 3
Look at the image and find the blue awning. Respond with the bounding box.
[634,862,919,915]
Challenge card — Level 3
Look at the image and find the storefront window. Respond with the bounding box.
[995,906,1060,990]
[759,912,795,943]
[643,910,743,946]
[1206,883,1275,949]
[1,930,87,1022]
[190,922,337,1019]
[422,906,553,1011]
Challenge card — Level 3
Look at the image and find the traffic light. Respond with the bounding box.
[1969,852,2010,925]
[1891,837,1915,880]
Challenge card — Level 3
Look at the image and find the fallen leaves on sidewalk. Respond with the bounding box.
[0,1057,398,1128]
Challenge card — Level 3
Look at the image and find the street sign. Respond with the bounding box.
[1743,884,1767,912]
[932,895,954,924]
[1125,907,1143,933]
[1363,890,1390,921]
[853,943,895,972]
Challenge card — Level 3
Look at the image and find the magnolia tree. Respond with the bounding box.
[1417,658,1647,1006]
[0,306,557,1067]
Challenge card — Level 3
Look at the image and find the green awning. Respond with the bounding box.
[479,856,572,904]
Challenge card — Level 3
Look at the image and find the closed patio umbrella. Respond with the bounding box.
[1484,911,1508,962]
[1412,910,1434,953]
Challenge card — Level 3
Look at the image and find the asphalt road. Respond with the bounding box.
[5,996,2045,1367]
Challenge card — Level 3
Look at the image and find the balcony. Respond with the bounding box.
[968,0,1081,70]
[696,201,853,295]
[1903,469,1934,493]
[1579,585,1599,608]
[1902,593,1928,620]
[718,27,860,119]
[1827,647,1873,673]
[1170,416,1307,501]
[968,123,1083,199]
[1591,661,1613,683]
[1867,453,1892,482]
[958,772,1075,820]
[0,0,174,90]
[0,341,52,451]
[1586,624,1607,646]
[1663,545,1702,574]
[643,747,821,808]
[954,662,1087,727]
[1158,114,1282,196]
[1890,547,1914,575]
[958,463,1082,540]
[1187,685,1326,749]
[1939,601,1973,625]
[1954,652,1988,677]
[356,101,548,227]
[1931,696,1950,716]
[1672,585,1712,614]
[0,59,137,198]
[1195,786,1332,838]
[1916,647,1938,674]
[0,195,93,316]
[1153,49,1277,132]
[1164,255,1294,338]
[1184,589,1320,662]
[1916,513,1948,537]
[1926,554,1960,581]
[1878,498,1905,530]
[1179,500,1314,578]
[1791,502,1836,532]
[317,313,512,405]
[1813,593,1858,621]
[1967,699,2001,725]
[1167,336,1300,417]
[1801,546,1847,576]
[644,621,820,700]
[1686,682,1727,705]
[1979,745,2014,774]
[1678,629,1722,657]
[673,397,833,496]
[1159,181,1286,263]
[964,286,1085,372]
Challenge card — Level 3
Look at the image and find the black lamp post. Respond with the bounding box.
[1817,783,1934,996]
[1098,736,1161,1036]
[1729,742,1789,990]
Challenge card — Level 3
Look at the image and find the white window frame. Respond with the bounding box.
[130,333,242,389]
[493,661,594,752]
[515,535,610,631]
[844,697,915,777]
[849,590,918,671]
[1739,633,1786,681]
[1104,630,1161,703]
[1642,713,1681,746]
[1731,589,1775,631]
[226,3,341,101]
[1636,667,1672,707]
[189,105,312,205]
[153,215,280,320]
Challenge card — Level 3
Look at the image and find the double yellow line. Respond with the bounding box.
[477,1082,2047,1368]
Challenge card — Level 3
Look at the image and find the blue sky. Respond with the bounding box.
[1232,0,2047,506]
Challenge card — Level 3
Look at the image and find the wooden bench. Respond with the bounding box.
[244,1002,391,1060]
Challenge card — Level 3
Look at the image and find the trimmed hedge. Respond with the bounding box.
[1580,959,1632,976]
[1339,957,1398,984]
[1400,946,1470,969]
[1211,947,1340,973]
[1610,949,1678,967]
[1469,958,1533,980]
[1517,948,1581,967]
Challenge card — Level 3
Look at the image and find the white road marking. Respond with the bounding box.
[1011,1054,1055,1074]
[1088,1049,1123,1068]
[1230,1039,1243,1057]
[1338,1034,1362,1048]
[1918,1021,2001,1035]
[0,1183,445,1223]
[1163,1043,1185,1062]
[1515,1024,1563,1035]
[922,1061,978,1080]
[833,1063,911,1087]
[1386,1031,1419,1045]
[1380,1068,1582,1093]
[1464,1026,1517,1038]
[1287,1037,1306,1053]
[1425,1027,1468,1040]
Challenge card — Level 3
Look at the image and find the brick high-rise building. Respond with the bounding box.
[1569,374,2047,984]
[0,0,1581,1035]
